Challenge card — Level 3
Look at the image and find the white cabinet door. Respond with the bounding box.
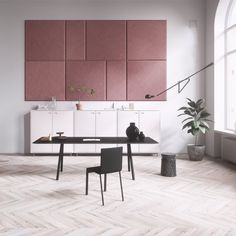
[74,111,96,153]
[52,111,74,153]
[30,111,53,153]
[117,111,139,153]
[96,111,117,152]
[139,111,160,153]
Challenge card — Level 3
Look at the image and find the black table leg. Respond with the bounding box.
[127,143,135,180]
[61,150,63,172]
[56,143,64,180]
[127,151,131,172]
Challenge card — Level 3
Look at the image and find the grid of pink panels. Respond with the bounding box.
[25,20,166,101]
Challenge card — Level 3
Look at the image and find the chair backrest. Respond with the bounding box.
[100,147,123,174]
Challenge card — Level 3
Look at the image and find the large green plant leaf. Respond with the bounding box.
[200,110,211,118]
[200,121,209,128]
[182,117,193,123]
[182,121,194,130]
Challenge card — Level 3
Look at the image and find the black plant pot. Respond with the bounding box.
[126,122,139,141]
[187,144,205,161]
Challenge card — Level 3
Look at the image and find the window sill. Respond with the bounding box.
[215,129,236,137]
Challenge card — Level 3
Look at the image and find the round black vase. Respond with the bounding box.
[126,122,139,141]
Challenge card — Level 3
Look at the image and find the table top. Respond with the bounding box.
[34,136,158,144]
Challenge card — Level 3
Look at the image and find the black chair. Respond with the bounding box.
[85,147,124,206]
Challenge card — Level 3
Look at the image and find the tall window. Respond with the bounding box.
[226,0,236,130]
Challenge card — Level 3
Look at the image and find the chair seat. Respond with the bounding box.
[87,166,101,174]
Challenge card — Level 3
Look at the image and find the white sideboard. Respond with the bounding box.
[30,110,160,154]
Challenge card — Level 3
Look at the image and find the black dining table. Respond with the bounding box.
[33,136,158,181]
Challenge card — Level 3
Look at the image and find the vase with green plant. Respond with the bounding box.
[178,98,212,161]
[68,85,95,110]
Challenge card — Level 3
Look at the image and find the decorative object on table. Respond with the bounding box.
[126,122,139,141]
[145,63,214,99]
[161,153,176,177]
[138,131,145,141]
[68,85,95,110]
[54,131,67,140]
[178,98,212,161]
[39,136,51,142]
[56,132,64,137]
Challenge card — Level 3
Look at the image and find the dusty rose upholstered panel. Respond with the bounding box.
[87,21,126,60]
[127,61,166,101]
[66,61,106,101]
[66,21,85,60]
[25,62,65,101]
[127,20,166,60]
[107,61,126,100]
[25,21,65,61]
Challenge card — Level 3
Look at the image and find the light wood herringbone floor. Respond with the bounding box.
[1,154,236,236]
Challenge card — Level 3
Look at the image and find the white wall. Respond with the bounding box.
[0,0,206,154]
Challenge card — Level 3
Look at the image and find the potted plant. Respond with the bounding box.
[178,98,212,161]
[68,85,95,110]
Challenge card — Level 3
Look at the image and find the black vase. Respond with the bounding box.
[126,122,139,141]
[138,131,145,141]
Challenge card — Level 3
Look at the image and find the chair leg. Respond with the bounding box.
[119,171,124,201]
[85,169,89,195]
[99,174,104,206]
[104,174,107,192]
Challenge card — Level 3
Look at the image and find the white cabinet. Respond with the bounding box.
[139,111,160,153]
[74,111,96,153]
[117,111,160,153]
[30,110,74,153]
[117,111,139,153]
[52,111,74,153]
[96,111,117,151]
[74,111,117,153]
[31,111,53,153]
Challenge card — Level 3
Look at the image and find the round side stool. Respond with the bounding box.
[161,152,176,177]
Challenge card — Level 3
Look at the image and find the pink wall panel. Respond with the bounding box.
[66,21,85,60]
[25,62,65,101]
[127,20,166,60]
[25,20,65,61]
[107,61,126,100]
[127,61,166,101]
[66,61,106,101]
[87,21,126,60]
